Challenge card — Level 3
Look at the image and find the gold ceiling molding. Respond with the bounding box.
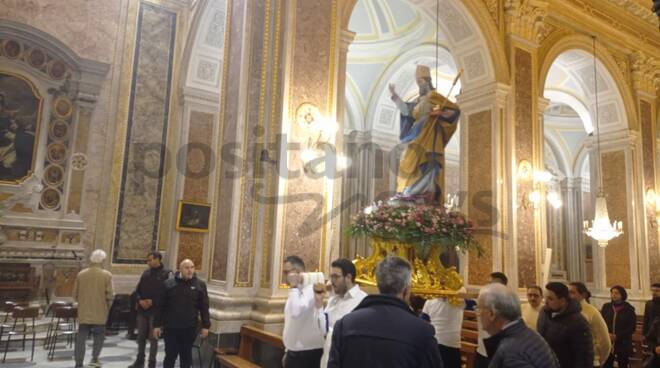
[483,0,499,27]
[504,0,549,44]
[563,0,660,52]
[630,51,660,96]
[604,0,658,27]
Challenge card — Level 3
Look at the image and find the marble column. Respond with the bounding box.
[631,52,659,289]
[562,177,585,282]
[457,83,510,286]
[504,0,549,288]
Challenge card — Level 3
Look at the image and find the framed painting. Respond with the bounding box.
[0,72,43,184]
[176,200,211,232]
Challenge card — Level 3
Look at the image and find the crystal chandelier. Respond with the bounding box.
[582,36,623,247]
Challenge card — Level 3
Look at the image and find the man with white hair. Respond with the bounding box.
[478,283,559,368]
[72,249,114,368]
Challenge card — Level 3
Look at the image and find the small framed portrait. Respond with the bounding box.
[176,200,211,232]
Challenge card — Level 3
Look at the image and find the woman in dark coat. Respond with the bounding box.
[601,285,636,368]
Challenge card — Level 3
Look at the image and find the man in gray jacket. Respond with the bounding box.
[479,283,559,368]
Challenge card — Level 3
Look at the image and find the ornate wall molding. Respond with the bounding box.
[630,51,660,97]
[504,0,549,44]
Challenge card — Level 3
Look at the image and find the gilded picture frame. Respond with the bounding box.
[176,200,211,233]
[0,71,44,185]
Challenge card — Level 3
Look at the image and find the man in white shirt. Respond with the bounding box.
[282,256,325,368]
[422,288,465,368]
[314,258,367,368]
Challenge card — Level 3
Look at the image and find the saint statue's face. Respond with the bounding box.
[416,77,432,96]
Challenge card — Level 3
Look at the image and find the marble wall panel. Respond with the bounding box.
[514,48,537,288]
[0,0,122,64]
[280,0,333,274]
[640,101,660,283]
[67,109,92,214]
[260,2,285,288]
[602,150,631,288]
[113,2,176,263]
[234,0,268,286]
[212,0,246,282]
[467,110,493,285]
[177,111,214,269]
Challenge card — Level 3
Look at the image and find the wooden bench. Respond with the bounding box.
[216,325,284,368]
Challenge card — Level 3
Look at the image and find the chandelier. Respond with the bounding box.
[582,36,623,247]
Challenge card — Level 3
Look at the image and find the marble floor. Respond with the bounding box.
[0,333,216,368]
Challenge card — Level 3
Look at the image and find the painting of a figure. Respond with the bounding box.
[176,201,211,232]
[0,72,42,183]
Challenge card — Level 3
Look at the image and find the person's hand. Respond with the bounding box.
[388,83,398,99]
[313,283,325,308]
[287,272,302,288]
[656,345,660,355]
[138,299,152,310]
[200,328,209,338]
[282,353,288,368]
[153,328,161,339]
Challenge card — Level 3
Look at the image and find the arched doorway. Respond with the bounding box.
[340,0,501,271]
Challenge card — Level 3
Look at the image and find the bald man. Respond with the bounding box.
[154,259,210,368]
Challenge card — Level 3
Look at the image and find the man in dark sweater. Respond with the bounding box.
[154,259,210,368]
[129,251,172,368]
[643,283,660,337]
[537,282,593,368]
[328,256,443,368]
[480,283,559,368]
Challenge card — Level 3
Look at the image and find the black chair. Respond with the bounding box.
[46,306,77,361]
[43,301,72,350]
[106,294,132,332]
[1,306,39,362]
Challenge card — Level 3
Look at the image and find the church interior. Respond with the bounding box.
[1,0,660,367]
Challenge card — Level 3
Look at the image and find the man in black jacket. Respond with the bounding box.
[537,282,593,368]
[601,285,636,368]
[129,251,172,368]
[480,283,559,368]
[154,259,210,368]
[328,256,443,368]
[643,283,660,337]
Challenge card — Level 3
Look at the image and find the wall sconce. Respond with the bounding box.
[519,167,562,210]
[295,103,350,175]
[646,188,659,228]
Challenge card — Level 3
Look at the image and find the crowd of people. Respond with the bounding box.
[68,248,660,368]
[282,255,660,368]
[71,250,210,368]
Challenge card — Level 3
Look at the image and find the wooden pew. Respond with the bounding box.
[216,325,284,368]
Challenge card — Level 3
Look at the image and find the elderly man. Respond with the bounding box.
[521,285,543,331]
[153,259,210,368]
[314,258,367,367]
[328,256,443,368]
[479,283,559,368]
[73,249,114,368]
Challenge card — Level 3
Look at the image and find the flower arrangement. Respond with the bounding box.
[349,202,482,255]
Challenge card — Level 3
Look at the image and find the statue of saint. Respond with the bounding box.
[389,65,461,205]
